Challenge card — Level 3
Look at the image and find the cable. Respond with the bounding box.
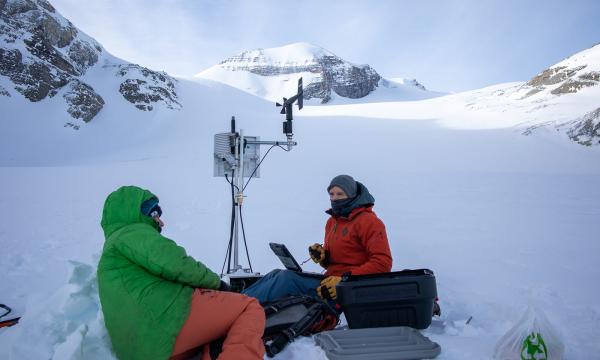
[243,144,290,191]
[239,204,253,272]
[224,172,240,191]
[221,172,236,276]
[221,142,290,275]
[226,172,235,275]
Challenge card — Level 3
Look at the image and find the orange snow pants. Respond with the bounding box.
[169,289,265,360]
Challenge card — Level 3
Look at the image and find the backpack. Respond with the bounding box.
[207,295,340,359]
[262,295,340,357]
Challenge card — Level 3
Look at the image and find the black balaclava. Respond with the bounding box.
[328,175,358,217]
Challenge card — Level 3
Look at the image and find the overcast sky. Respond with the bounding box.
[51,0,600,92]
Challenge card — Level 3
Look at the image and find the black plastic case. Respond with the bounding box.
[336,269,437,330]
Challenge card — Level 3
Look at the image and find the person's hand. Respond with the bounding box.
[218,280,232,292]
[317,276,341,300]
[309,243,327,264]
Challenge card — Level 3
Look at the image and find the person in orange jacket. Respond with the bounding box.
[243,175,392,303]
[312,174,393,299]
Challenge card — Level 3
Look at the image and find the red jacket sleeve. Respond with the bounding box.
[349,214,392,275]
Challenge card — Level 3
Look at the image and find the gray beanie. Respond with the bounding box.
[327,175,357,198]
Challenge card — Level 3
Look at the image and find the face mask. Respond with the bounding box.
[331,198,354,216]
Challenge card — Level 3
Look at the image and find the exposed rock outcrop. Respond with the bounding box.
[565,107,600,146]
[1,0,104,117]
[1,0,181,124]
[63,79,105,122]
[550,79,596,95]
[0,84,10,96]
[519,45,600,98]
[526,65,586,87]
[115,64,181,111]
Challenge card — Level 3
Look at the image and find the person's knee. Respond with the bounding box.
[243,296,266,329]
[246,296,263,311]
[244,296,262,311]
[274,270,298,282]
[264,269,283,278]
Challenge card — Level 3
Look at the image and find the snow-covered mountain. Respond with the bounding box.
[0,0,180,123]
[519,44,600,145]
[195,42,441,104]
[196,42,600,146]
[458,44,600,145]
[521,44,600,98]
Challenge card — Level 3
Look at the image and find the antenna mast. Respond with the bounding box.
[213,78,304,277]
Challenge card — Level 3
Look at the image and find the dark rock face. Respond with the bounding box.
[116,64,181,111]
[320,55,380,99]
[2,0,181,124]
[68,39,99,73]
[527,107,600,146]
[566,107,600,146]
[304,81,331,103]
[550,79,596,95]
[1,0,104,117]
[0,47,69,101]
[63,79,105,122]
[526,65,585,87]
[578,71,600,81]
[2,0,180,124]
[405,79,426,91]
[4,0,37,15]
[0,84,10,96]
[24,32,79,75]
[219,48,381,103]
[522,63,598,98]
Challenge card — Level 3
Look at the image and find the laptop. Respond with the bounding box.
[269,243,325,279]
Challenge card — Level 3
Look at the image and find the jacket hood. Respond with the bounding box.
[101,186,160,239]
[326,181,375,218]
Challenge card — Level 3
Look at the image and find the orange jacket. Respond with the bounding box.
[323,206,392,276]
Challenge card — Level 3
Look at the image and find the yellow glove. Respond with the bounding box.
[309,243,327,265]
[317,276,341,300]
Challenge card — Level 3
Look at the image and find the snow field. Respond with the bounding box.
[1,71,600,359]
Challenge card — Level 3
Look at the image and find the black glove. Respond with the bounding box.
[317,276,341,300]
[218,280,232,292]
[309,243,329,267]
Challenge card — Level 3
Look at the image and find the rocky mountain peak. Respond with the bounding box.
[520,44,600,145]
[209,42,382,103]
[468,43,600,146]
[1,0,180,125]
[519,43,600,98]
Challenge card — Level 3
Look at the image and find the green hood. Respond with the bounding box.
[97,185,220,360]
[101,185,160,238]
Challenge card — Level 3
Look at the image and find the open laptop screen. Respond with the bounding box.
[269,242,303,272]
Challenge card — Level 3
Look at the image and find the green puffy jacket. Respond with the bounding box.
[98,186,220,360]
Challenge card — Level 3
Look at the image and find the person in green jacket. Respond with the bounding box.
[98,186,265,360]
